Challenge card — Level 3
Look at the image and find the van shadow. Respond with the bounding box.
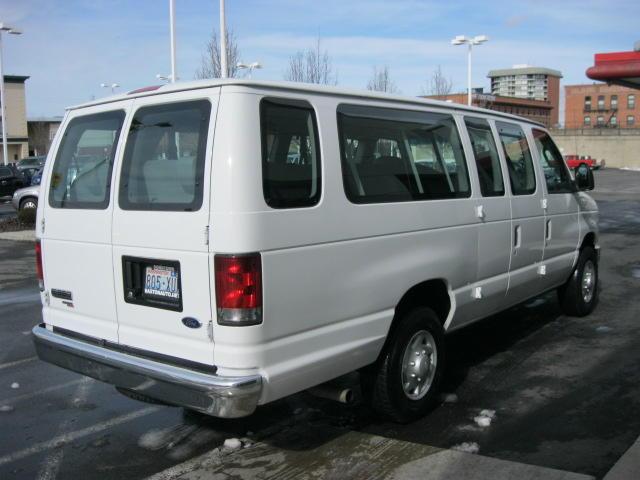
[182,291,563,455]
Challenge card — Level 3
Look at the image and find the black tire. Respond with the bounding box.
[20,197,37,211]
[557,246,598,317]
[362,307,445,423]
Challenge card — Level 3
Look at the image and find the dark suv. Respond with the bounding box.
[0,165,27,199]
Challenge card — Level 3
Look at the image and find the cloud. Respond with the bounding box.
[505,15,528,28]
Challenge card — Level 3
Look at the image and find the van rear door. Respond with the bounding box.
[41,101,131,342]
[111,89,218,365]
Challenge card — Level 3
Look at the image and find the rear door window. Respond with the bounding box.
[119,100,211,211]
[496,121,536,195]
[260,99,321,208]
[49,111,125,209]
[465,117,504,197]
[532,129,575,194]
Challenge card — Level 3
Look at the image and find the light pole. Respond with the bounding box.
[0,23,22,166]
[100,83,120,94]
[451,35,488,106]
[220,0,227,78]
[169,0,177,83]
[236,62,262,79]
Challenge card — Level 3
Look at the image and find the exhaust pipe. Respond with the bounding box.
[307,383,354,404]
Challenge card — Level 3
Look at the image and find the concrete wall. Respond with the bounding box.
[550,129,640,168]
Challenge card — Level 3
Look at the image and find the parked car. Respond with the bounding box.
[11,184,39,211]
[32,80,599,423]
[30,167,44,186]
[17,155,46,171]
[0,164,26,199]
[564,154,604,171]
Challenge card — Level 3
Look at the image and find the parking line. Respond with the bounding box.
[0,406,161,467]
[0,356,37,371]
[1,379,83,405]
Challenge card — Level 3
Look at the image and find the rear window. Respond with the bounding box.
[119,100,211,211]
[260,99,321,209]
[338,104,470,203]
[49,111,125,209]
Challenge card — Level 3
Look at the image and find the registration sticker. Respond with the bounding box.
[144,265,180,299]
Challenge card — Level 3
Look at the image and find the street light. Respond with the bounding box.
[236,62,262,79]
[100,83,120,94]
[0,23,22,166]
[451,34,488,106]
[169,0,177,83]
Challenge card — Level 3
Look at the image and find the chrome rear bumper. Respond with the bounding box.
[32,324,262,418]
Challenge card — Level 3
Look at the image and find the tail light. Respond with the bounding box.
[35,240,44,291]
[214,253,262,326]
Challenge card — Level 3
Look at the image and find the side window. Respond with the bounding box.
[49,110,125,209]
[464,117,504,197]
[496,121,536,195]
[119,100,211,211]
[260,99,321,209]
[532,129,575,194]
[337,104,470,204]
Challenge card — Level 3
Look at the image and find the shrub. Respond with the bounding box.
[17,207,36,226]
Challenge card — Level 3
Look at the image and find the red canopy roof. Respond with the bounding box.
[586,49,640,89]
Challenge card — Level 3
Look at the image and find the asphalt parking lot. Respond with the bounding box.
[0,168,639,479]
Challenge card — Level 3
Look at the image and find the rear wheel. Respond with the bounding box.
[558,246,598,316]
[362,307,445,423]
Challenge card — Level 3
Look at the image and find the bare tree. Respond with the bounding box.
[284,37,337,85]
[367,65,399,93]
[28,122,50,156]
[195,29,241,79]
[424,65,453,98]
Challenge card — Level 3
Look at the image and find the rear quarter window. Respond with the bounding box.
[49,110,125,209]
[119,100,211,211]
[260,99,321,209]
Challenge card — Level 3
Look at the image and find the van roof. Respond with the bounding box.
[69,79,545,128]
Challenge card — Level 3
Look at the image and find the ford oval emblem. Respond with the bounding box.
[182,317,202,329]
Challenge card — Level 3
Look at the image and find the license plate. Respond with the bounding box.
[144,265,180,300]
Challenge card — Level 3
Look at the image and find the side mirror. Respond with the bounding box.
[575,164,594,191]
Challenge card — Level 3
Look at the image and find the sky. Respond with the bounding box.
[1,0,638,118]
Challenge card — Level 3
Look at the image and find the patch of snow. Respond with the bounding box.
[596,326,612,333]
[473,409,496,427]
[10,382,19,389]
[441,393,458,403]
[452,442,479,454]
[0,405,13,412]
[479,409,496,418]
[223,438,242,451]
[620,167,640,171]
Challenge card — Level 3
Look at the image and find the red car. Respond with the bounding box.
[564,155,603,171]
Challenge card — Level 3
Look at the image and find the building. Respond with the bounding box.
[565,83,637,129]
[423,92,554,127]
[586,41,640,89]
[487,65,562,126]
[0,75,30,163]
[28,116,63,156]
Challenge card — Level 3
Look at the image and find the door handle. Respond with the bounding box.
[545,220,552,242]
[475,205,485,220]
[514,225,522,251]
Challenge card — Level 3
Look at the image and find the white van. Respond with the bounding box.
[32,80,599,422]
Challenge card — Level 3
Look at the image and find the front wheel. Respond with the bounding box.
[20,198,37,210]
[558,246,598,317]
[362,307,445,423]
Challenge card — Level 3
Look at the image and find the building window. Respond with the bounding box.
[611,95,618,110]
[584,96,591,111]
[584,116,591,127]
[628,115,635,127]
[597,115,604,127]
[597,95,605,110]
[611,114,618,127]
[629,94,636,109]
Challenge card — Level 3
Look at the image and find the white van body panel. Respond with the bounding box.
[40,100,132,342]
[35,80,599,413]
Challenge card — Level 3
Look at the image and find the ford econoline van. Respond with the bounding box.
[32,80,599,423]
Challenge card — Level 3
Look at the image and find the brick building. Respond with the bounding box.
[487,66,562,126]
[565,83,637,129]
[423,92,554,127]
